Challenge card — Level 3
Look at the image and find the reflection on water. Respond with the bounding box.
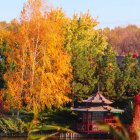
[0,138,27,140]
[0,138,111,140]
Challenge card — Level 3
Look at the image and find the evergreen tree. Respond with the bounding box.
[65,13,107,101]
[96,45,119,97]
[127,58,140,96]
[115,55,138,99]
[0,31,9,89]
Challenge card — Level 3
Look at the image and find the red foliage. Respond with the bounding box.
[132,51,138,58]
[105,25,140,55]
[132,94,140,131]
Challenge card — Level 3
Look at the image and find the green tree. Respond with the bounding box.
[65,13,108,101]
[126,58,140,96]
[115,55,139,99]
[96,45,119,97]
[0,40,7,89]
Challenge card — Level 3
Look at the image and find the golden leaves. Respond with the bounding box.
[4,0,72,111]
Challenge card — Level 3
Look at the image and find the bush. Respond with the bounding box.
[39,108,77,128]
[0,117,27,134]
[20,111,34,123]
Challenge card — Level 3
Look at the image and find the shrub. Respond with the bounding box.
[0,117,27,134]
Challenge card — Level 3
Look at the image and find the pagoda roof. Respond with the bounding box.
[83,92,112,104]
[72,106,124,113]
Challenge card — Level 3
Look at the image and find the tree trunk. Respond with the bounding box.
[16,109,19,119]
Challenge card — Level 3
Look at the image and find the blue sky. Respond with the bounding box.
[0,0,140,28]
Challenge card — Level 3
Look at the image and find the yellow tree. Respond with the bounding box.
[5,0,72,112]
[3,21,26,111]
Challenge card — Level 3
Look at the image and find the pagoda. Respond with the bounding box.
[72,92,124,133]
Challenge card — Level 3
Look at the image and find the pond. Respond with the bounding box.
[0,138,110,140]
[0,138,26,140]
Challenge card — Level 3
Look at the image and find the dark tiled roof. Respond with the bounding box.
[72,92,124,113]
[72,106,124,113]
[83,92,112,104]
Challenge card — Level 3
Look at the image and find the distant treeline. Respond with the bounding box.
[1,22,140,55]
[104,25,140,55]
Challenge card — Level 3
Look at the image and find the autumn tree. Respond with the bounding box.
[105,25,140,55]
[0,28,12,110]
[0,31,7,89]
[4,0,72,112]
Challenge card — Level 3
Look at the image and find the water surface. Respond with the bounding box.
[0,138,109,140]
[0,138,27,140]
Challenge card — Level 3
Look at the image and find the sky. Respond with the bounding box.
[0,0,140,29]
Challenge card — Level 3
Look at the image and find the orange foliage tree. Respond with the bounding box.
[4,0,72,112]
[104,25,140,55]
[0,29,10,112]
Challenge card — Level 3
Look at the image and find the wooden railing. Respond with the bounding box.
[77,118,118,133]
